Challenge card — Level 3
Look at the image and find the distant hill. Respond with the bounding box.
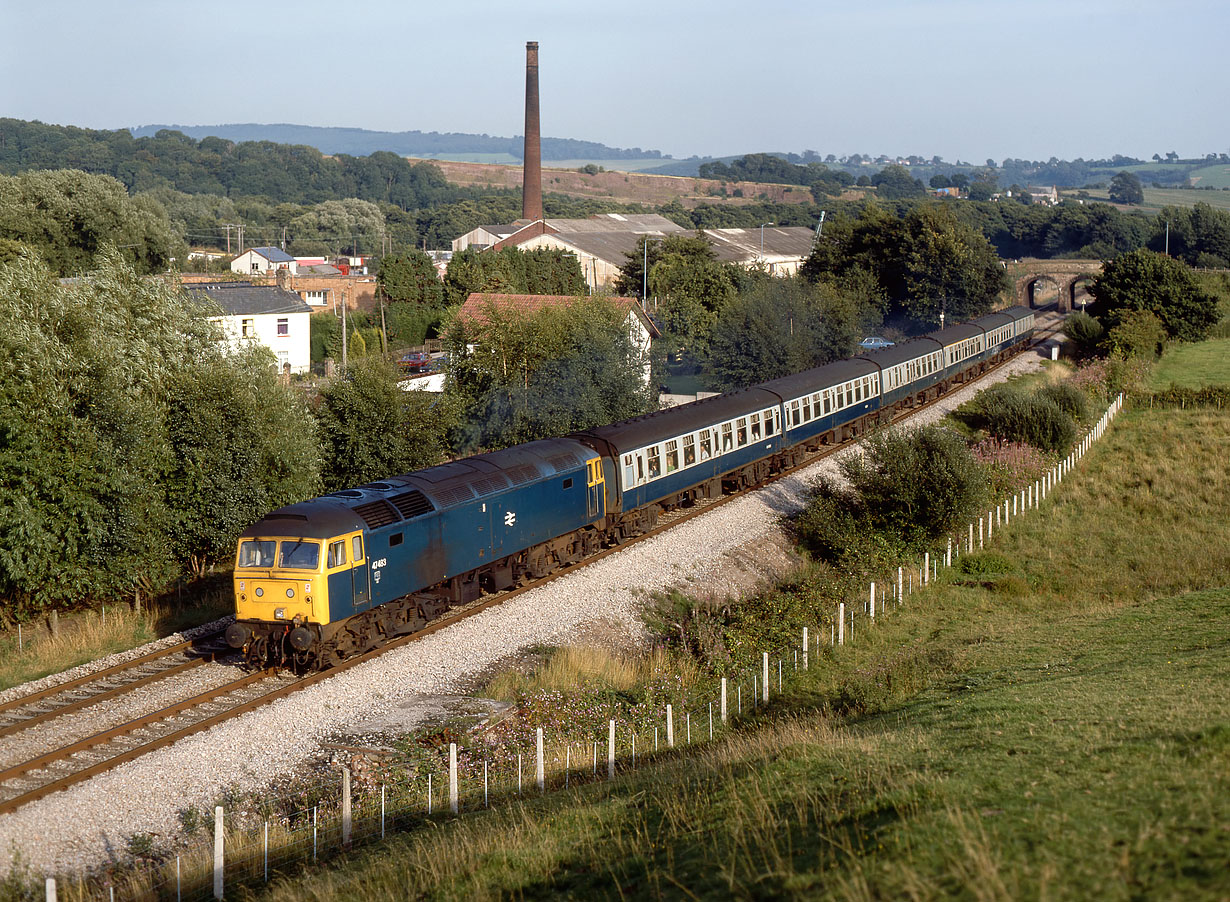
[129,123,667,163]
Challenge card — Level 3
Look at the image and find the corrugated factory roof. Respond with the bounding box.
[699,227,816,262]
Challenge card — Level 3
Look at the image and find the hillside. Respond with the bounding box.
[129,122,666,163]
[418,158,837,208]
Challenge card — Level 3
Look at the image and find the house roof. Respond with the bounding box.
[247,246,295,264]
[460,293,659,338]
[188,282,312,316]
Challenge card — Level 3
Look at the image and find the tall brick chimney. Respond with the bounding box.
[522,41,543,222]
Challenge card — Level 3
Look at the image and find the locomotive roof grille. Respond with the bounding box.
[546,452,581,472]
[472,474,512,496]
[390,490,434,519]
[353,500,400,529]
[506,464,540,485]
[433,484,476,507]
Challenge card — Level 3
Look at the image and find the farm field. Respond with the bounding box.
[1188,163,1230,189]
[1073,185,1230,213]
[248,405,1230,901]
[1149,337,1230,389]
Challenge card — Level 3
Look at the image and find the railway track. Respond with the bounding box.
[0,315,1063,817]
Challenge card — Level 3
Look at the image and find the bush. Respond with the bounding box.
[1037,381,1090,423]
[956,383,1077,452]
[795,426,989,564]
[1103,309,1166,359]
[1062,311,1104,360]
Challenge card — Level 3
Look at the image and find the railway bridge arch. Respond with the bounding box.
[1004,259,1103,313]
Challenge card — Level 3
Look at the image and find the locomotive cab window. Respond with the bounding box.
[279,540,320,570]
[351,535,363,562]
[328,541,347,568]
[562,478,574,489]
[238,540,276,569]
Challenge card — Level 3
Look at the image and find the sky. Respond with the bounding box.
[2,0,1227,164]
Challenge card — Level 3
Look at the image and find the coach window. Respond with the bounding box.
[683,434,696,466]
[736,418,748,446]
[750,413,761,441]
[647,446,662,479]
[790,399,800,426]
[623,454,636,487]
[721,423,733,452]
[699,429,713,460]
[801,395,811,421]
[665,440,679,473]
[327,540,347,568]
[854,381,862,403]
[764,409,776,435]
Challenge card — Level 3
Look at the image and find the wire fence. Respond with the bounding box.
[44,395,1123,902]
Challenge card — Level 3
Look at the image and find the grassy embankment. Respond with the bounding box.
[237,397,1229,899]
[0,584,230,693]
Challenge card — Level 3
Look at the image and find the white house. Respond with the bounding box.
[230,246,298,276]
[188,282,313,375]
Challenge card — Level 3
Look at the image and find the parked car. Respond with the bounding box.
[397,351,432,374]
[859,336,895,351]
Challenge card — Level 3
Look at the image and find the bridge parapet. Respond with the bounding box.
[1003,259,1103,313]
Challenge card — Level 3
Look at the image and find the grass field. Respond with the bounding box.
[1074,185,1230,214]
[1149,337,1230,389]
[239,406,1230,901]
[1188,163,1230,189]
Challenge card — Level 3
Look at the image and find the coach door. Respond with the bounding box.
[586,458,605,519]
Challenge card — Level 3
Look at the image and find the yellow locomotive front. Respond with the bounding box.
[227,536,327,664]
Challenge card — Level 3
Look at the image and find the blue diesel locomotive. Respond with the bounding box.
[226,306,1035,669]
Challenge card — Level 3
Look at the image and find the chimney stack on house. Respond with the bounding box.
[522,41,543,222]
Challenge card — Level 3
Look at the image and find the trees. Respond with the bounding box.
[315,359,450,492]
[442,247,586,307]
[0,170,181,275]
[617,234,737,359]
[705,277,860,390]
[0,249,318,616]
[1108,171,1144,205]
[801,203,1007,329]
[1089,249,1219,341]
[378,249,444,307]
[1148,202,1230,268]
[872,164,925,200]
[443,295,655,451]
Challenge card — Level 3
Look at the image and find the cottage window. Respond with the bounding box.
[277,318,289,336]
[241,318,255,338]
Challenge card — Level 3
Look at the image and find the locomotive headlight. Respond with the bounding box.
[255,587,264,597]
[274,608,286,619]
[286,587,295,598]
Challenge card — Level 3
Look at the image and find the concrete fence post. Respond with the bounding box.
[924,552,930,586]
[536,727,545,792]
[762,652,769,703]
[342,766,353,845]
[608,719,616,779]
[947,537,953,567]
[802,628,809,670]
[449,744,458,814]
[667,704,675,747]
[898,566,904,605]
[213,806,224,901]
[987,510,993,541]
[721,677,728,721]
[838,603,845,645]
[45,879,55,902]
[978,516,984,550]
[869,583,876,619]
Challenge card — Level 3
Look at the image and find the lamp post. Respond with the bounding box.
[759,222,776,261]
[642,236,664,303]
